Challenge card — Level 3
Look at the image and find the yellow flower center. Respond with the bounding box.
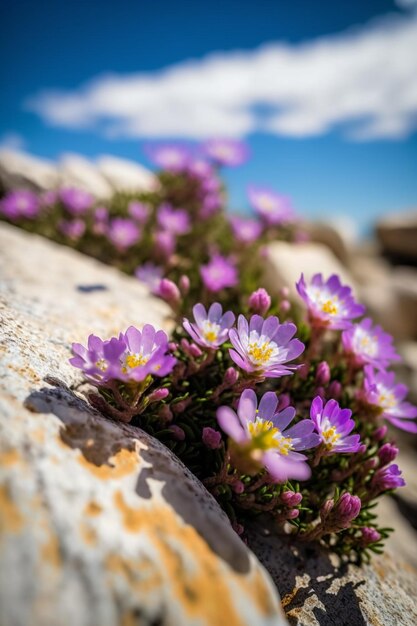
[247,420,292,455]
[248,341,274,365]
[322,426,340,449]
[125,353,149,369]
[259,196,275,211]
[379,392,395,408]
[95,358,108,372]
[322,300,338,315]
[202,321,220,343]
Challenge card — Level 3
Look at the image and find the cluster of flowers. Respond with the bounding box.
[70,272,416,561]
[0,140,300,313]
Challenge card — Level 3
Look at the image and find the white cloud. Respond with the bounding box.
[26,12,417,141]
[0,132,27,150]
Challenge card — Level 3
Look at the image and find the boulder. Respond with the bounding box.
[59,154,114,199]
[263,241,358,299]
[0,224,284,626]
[247,523,417,626]
[97,155,159,194]
[0,149,59,191]
[376,210,417,266]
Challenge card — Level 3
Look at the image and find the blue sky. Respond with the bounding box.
[1,0,417,234]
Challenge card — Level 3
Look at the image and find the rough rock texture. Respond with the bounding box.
[247,525,417,626]
[0,224,284,626]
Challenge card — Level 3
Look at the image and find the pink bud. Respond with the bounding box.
[168,342,178,352]
[158,405,173,422]
[155,230,175,259]
[298,364,309,380]
[157,278,181,306]
[232,522,244,535]
[336,493,361,525]
[223,367,239,387]
[315,361,331,386]
[179,275,190,295]
[169,425,186,441]
[172,399,192,414]
[279,286,290,298]
[320,498,335,519]
[378,443,398,466]
[281,491,302,506]
[361,527,381,545]
[328,380,342,399]
[279,300,291,313]
[357,444,367,455]
[287,509,299,519]
[202,427,222,450]
[248,288,271,316]
[148,388,169,403]
[232,480,245,494]
[374,425,388,441]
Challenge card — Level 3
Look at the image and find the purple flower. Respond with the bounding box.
[342,318,400,370]
[362,366,417,433]
[202,139,249,167]
[296,273,365,330]
[58,218,86,240]
[157,203,190,235]
[146,144,191,172]
[378,443,398,466]
[310,396,361,454]
[59,187,93,215]
[40,190,58,207]
[183,302,235,349]
[333,493,362,527]
[128,201,149,223]
[200,193,222,218]
[229,314,305,378]
[94,206,109,222]
[108,218,141,251]
[0,190,40,219]
[361,527,381,545]
[70,325,176,384]
[371,464,405,492]
[248,186,295,225]
[229,215,263,244]
[216,389,319,482]
[135,263,163,293]
[315,361,331,386]
[200,254,238,292]
[156,278,181,307]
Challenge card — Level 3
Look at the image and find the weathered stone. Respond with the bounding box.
[376,210,417,265]
[304,221,352,266]
[59,154,114,199]
[0,149,59,191]
[263,241,357,299]
[0,224,285,626]
[97,155,159,194]
[247,523,417,626]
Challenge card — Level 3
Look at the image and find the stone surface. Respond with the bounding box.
[263,241,357,299]
[0,224,284,626]
[376,209,417,265]
[59,154,114,199]
[0,149,59,191]
[247,524,417,626]
[97,155,159,194]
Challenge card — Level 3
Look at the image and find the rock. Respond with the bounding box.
[304,221,352,266]
[97,155,159,194]
[263,241,358,299]
[396,341,417,404]
[391,267,417,339]
[0,149,59,191]
[246,524,417,626]
[59,154,114,199]
[376,209,417,266]
[0,224,284,626]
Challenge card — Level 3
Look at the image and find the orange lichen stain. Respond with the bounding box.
[0,485,24,533]
[84,500,103,516]
[7,363,41,384]
[80,523,97,546]
[281,587,300,609]
[106,553,163,596]
[31,428,45,444]
[41,532,61,568]
[113,490,275,624]
[0,449,20,467]
[78,448,138,479]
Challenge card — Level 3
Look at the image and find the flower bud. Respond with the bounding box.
[147,388,169,403]
[202,427,222,450]
[315,361,331,386]
[155,230,175,258]
[371,464,405,492]
[361,527,381,545]
[281,491,302,506]
[378,443,399,466]
[180,338,203,358]
[168,341,178,352]
[297,363,309,380]
[336,493,361,527]
[320,498,335,520]
[287,509,300,519]
[223,367,239,387]
[179,274,190,295]
[248,288,271,316]
[158,404,173,423]
[280,300,291,313]
[328,380,342,399]
[279,286,290,298]
[232,480,245,494]
[169,425,186,441]
[374,425,388,441]
[172,398,192,414]
[232,522,244,535]
[157,278,181,306]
